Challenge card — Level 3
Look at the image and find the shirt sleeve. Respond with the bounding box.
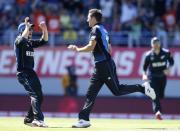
[89,27,98,41]
[15,36,28,47]
[167,52,174,67]
[29,39,48,48]
[108,37,111,44]
[143,54,150,72]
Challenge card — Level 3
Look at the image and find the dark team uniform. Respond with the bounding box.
[14,36,47,121]
[143,48,174,113]
[79,24,145,121]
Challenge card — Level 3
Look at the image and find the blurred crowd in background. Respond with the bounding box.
[1,0,180,47]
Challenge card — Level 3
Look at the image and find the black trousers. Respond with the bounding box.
[149,76,167,113]
[79,59,145,121]
[17,69,44,121]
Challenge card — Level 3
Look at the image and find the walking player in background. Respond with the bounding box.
[68,8,156,128]
[14,17,48,127]
[142,37,174,120]
[62,66,78,96]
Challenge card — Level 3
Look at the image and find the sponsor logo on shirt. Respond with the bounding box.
[26,51,34,57]
[152,62,166,67]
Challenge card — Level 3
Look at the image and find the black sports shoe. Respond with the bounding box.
[24,117,34,126]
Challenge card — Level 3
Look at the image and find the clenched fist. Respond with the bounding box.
[67,45,78,51]
[39,21,47,31]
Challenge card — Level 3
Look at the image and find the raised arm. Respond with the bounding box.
[31,21,48,48]
[39,21,48,41]
[21,17,31,39]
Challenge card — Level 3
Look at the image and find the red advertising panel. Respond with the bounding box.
[0,46,179,79]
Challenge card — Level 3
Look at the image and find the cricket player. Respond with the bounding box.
[142,37,174,120]
[14,17,48,127]
[68,9,156,128]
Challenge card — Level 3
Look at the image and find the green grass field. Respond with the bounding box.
[0,117,180,131]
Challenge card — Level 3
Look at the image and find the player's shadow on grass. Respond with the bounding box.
[47,126,72,128]
[137,128,167,130]
[48,126,90,128]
